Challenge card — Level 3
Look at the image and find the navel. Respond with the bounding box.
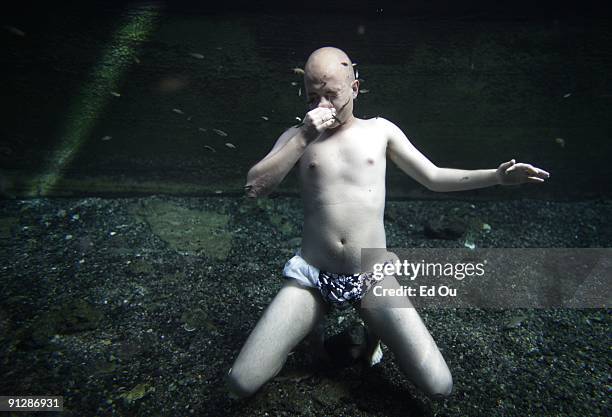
[340,237,346,245]
[309,161,317,169]
[367,158,374,165]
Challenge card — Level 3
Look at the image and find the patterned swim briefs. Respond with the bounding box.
[282,250,393,309]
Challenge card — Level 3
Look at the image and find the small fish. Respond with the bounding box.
[555,138,565,148]
[292,67,305,75]
[198,127,207,132]
[101,136,112,141]
[360,89,370,93]
[204,145,216,152]
[274,370,313,383]
[110,91,121,97]
[189,52,204,59]
[261,116,269,121]
[214,190,223,194]
[172,108,184,114]
[298,88,301,97]
[291,81,298,86]
[563,93,571,98]
[225,142,236,149]
[133,57,141,64]
[212,129,228,137]
[4,26,25,37]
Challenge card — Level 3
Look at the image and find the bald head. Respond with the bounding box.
[304,46,355,85]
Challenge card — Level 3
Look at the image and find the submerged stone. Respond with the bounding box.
[132,199,232,260]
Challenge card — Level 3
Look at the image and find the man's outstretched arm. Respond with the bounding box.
[382,117,550,192]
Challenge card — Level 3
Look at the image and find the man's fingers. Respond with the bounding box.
[323,117,336,128]
[527,176,545,183]
[536,168,550,178]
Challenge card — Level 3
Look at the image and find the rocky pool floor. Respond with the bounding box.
[0,196,609,416]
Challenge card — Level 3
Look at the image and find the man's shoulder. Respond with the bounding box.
[359,116,396,131]
[358,117,398,143]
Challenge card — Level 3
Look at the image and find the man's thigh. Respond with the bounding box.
[357,274,452,397]
[230,280,328,385]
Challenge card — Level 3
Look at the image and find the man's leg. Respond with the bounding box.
[357,274,453,399]
[226,279,328,398]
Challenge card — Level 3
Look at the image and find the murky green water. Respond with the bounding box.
[2,6,611,199]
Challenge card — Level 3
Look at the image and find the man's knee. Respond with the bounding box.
[225,367,257,399]
[424,369,453,400]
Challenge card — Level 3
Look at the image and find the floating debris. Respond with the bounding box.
[291,81,298,86]
[212,129,227,137]
[555,138,565,148]
[355,69,359,79]
[563,93,572,98]
[463,232,476,250]
[298,88,302,97]
[110,91,121,97]
[133,57,141,64]
[189,52,204,59]
[187,116,193,121]
[172,108,184,115]
[214,190,223,194]
[204,145,216,152]
[360,89,370,93]
[295,116,302,122]
[225,142,236,149]
[482,223,491,232]
[292,67,305,75]
[198,127,207,132]
[352,62,357,67]
[261,116,269,121]
[4,25,25,37]
[101,136,112,141]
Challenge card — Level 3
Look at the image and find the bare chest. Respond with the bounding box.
[298,123,387,183]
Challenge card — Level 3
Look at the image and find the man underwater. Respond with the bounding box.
[227,46,550,399]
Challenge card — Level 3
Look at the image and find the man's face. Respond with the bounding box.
[304,66,358,127]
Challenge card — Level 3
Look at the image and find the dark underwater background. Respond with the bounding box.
[1,1,610,416]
